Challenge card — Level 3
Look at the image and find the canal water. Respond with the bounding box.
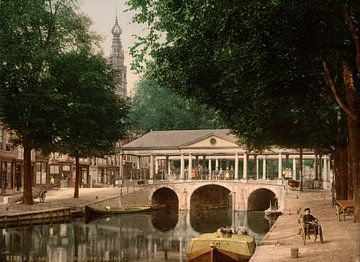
[0,209,277,262]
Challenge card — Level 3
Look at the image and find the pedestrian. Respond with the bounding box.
[273,196,279,210]
[331,182,336,206]
[50,176,55,185]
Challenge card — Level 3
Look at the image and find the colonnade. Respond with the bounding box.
[133,152,332,183]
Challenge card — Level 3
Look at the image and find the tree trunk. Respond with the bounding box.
[314,152,319,181]
[319,153,323,181]
[333,146,348,200]
[74,156,80,198]
[299,148,303,191]
[347,145,353,199]
[343,63,360,222]
[23,139,34,205]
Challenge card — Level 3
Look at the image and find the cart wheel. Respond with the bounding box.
[319,225,324,243]
[301,226,307,245]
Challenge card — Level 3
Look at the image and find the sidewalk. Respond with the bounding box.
[250,190,360,262]
[0,187,126,215]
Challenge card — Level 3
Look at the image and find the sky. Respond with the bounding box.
[79,0,146,96]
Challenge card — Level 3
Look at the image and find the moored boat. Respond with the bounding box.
[85,205,151,219]
[150,204,167,210]
[264,204,282,218]
[186,229,256,262]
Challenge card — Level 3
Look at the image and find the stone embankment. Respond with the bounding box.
[250,190,360,262]
[0,186,147,224]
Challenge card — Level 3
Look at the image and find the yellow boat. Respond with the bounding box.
[186,229,256,262]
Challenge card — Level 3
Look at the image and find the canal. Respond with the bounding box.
[0,209,277,262]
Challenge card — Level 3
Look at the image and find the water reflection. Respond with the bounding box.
[0,210,276,262]
[190,208,232,233]
[151,209,178,232]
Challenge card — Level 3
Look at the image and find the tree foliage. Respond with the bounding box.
[0,0,100,204]
[48,51,129,198]
[49,51,129,158]
[127,0,359,150]
[127,0,360,220]
[129,79,222,133]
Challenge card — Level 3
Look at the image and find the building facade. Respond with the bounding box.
[0,125,50,196]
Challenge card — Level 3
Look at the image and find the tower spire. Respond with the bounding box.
[109,10,127,98]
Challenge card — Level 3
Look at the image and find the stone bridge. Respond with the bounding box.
[141,180,286,212]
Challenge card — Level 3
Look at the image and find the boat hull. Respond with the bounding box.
[85,205,151,219]
[187,247,251,262]
[186,231,255,262]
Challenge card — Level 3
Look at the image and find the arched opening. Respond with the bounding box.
[190,185,231,210]
[151,188,179,232]
[151,187,178,209]
[190,185,232,233]
[247,188,276,211]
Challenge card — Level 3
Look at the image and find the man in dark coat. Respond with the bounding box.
[303,208,319,240]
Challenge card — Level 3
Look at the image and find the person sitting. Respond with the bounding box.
[303,208,319,240]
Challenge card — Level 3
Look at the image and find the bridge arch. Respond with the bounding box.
[151,187,179,209]
[247,188,277,211]
[190,184,232,210]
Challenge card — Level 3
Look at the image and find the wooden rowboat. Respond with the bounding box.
[85,205,151,219]
[186,229,256,262]
[150,204,167,210]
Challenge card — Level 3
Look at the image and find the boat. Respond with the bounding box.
[85,205,151,219]
[186,228,256,262]
[150,204,167,210]
[264,202,282,218]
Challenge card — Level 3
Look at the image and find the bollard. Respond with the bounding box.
[291,248,299,258]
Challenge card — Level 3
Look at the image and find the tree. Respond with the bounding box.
[127,0,360,220]
[48,51,129,198]
[0,0,97,204]
[129,79,222,132]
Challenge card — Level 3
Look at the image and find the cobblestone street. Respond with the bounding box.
[250,190,360,262]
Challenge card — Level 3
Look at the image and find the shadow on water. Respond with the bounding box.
[151,208,178,232]
[247,211,274,234]
[190,208,232,233]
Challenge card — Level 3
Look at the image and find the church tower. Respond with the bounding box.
[109,14,127,98]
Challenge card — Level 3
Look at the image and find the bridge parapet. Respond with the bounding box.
[143,180,285,212]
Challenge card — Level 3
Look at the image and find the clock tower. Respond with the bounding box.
[109,14,127,98]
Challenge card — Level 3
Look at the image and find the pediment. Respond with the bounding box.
[180,134,240,149]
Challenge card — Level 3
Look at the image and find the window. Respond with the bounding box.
[50,165,59,174]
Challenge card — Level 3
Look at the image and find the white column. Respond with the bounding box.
[243,152,248,180]
[215,158,219,171]
[155,157,159,174]
[188,154,192,180]
[208,159,212,179]
[167,156,171,178]
[292,158,296,179]
[180,154,184,180]
[278,153,282,179]
[322,157,327,181]
[327,157,331,182]
[235,153,239,180]
[150,154,154,180]
[136,157,140,169]
[255,155,259,180]
[263,156,266,180]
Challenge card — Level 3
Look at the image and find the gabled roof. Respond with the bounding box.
[122,129,239,150]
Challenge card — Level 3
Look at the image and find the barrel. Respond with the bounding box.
[291,248,299,258]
